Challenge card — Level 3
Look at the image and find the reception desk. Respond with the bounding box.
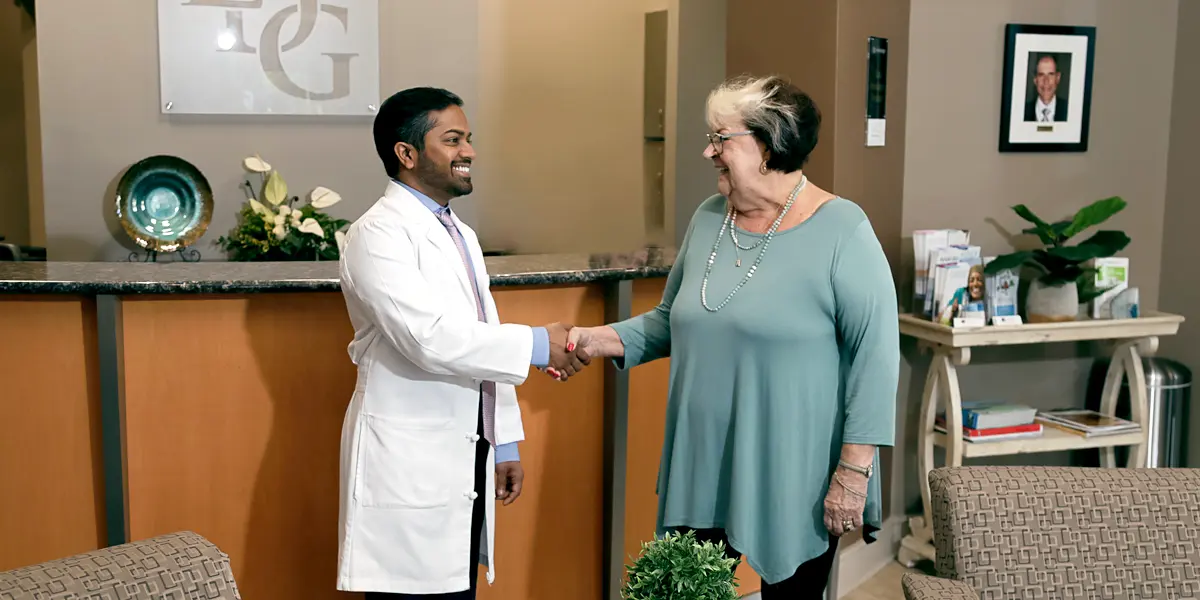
[0,255,763,599]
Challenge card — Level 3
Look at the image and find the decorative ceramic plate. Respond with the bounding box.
[114,155,214,253]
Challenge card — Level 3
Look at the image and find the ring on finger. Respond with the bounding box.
[842,519,853,533]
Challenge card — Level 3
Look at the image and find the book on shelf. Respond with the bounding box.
[934,416,1043,443]
[1036,409,1141,437]
[951,401,1039,430]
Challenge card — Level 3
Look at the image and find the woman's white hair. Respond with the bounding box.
[705,74,820,172]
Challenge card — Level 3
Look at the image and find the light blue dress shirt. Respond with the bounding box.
[397,181,548,463]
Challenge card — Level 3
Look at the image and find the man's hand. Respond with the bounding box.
[543,322,590,380]
[495,461,524,506]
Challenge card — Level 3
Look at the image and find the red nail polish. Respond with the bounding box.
[567,343,575,352]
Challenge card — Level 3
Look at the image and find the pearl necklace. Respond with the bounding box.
[730,175,808,264]
[700,176,805,313]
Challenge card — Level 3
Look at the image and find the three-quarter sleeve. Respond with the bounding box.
[831,219,900,447]
[609,217,697,370]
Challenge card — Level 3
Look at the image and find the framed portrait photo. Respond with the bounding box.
[999,24,1096,152]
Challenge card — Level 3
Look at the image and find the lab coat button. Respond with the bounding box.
[465,491,478,501]
[467,434,480,443]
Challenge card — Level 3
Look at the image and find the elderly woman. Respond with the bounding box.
[564,75,899,596]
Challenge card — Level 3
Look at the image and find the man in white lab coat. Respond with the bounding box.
[336,87,588,598]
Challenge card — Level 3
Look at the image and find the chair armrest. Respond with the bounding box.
[901,572,977,600]
[0,531,241,600]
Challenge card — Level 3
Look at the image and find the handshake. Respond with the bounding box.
[541,322,593,381]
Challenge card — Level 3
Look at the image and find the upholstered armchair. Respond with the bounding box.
[0,531,241,599]
[902,466,1200,599]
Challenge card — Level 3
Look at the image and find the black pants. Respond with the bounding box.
[366,401,489,600]
[685,528,839,599]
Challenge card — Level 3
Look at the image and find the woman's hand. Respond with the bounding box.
[823,467,867,537]
[544,326,623,381]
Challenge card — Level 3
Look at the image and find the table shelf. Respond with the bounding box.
[898,311,1183,348]
[896,311,1184,568]
[933,426,1145,458]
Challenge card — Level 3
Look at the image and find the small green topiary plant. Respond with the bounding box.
[621,530,741,600]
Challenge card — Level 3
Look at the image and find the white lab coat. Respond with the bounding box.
[335,181,530,594]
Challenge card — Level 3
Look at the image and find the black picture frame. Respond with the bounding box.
[999,24,1096,153]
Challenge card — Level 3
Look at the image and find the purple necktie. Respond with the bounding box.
[435,209,496,446]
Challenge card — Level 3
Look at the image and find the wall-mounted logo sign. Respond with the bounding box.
[157,0,380,116]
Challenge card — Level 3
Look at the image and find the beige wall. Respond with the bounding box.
[1159,0,1200,468]
[37,0,651,260]
[0,3,31,246]
[897,0,1180,515]
[667,0,727,245]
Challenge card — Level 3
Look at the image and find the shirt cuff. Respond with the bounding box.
[495,442,520,463]
[530,327,550,368]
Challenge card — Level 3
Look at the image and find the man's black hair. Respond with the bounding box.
[373,87,464,178]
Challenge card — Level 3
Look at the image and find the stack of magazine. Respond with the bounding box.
[912,229,1020,326]
[1036,409,1141,438]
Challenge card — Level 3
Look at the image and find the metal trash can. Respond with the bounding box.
[1084,357,1192,468]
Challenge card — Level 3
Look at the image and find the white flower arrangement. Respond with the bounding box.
[215,155,351,261]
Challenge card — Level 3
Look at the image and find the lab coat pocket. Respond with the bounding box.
[361,415,453,509]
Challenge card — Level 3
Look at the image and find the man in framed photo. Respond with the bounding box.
[1024,53,1069,122]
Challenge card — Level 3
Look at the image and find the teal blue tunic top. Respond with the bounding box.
[610,194,899,584]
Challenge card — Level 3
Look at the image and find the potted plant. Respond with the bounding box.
[984,196,1130,323]
[621,530,741,600]
[215,155,351,261]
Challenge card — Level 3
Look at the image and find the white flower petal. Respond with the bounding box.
[243,155,272,173]
[310,186,342,209]
[263,171,288,206]
[249,199,271,216]
[298,218,325,238]
[273,224,287,240]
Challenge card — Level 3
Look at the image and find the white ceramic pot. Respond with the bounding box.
[1025,279,1079,323]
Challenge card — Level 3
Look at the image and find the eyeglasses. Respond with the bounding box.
[706,131,752,154]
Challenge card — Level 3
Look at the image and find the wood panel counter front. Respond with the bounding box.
[0,254,767,599]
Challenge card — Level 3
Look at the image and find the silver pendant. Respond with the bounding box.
[736,258,742,267]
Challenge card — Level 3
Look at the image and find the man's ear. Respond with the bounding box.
[394,142,417,170]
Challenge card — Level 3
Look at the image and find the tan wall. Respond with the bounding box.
[1159,0,1200,468]
[725,0,909,273]
[832,0,911,282]
[0,3,31,245]
[897,0,1180,514]
[726,0,838,188]
[36,0,651,260]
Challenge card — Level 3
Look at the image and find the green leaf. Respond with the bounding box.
[983,251,1032,274]
[1045,230,1130,263]
[1012,204,1058,245]
[263,170,288,206]
[1060,196,1125,239]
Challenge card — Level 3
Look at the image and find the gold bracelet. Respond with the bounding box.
[834,472,867,499]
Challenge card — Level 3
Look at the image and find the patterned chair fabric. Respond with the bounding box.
[911,466,1200,600]
[0,531,241,599]
[901,572,976,599]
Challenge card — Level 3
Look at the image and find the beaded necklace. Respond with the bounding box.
[700,175,806,313]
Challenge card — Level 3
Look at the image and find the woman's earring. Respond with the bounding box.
[759,162,768,175]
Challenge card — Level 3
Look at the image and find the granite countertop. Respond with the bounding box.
[0,249,675,295]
